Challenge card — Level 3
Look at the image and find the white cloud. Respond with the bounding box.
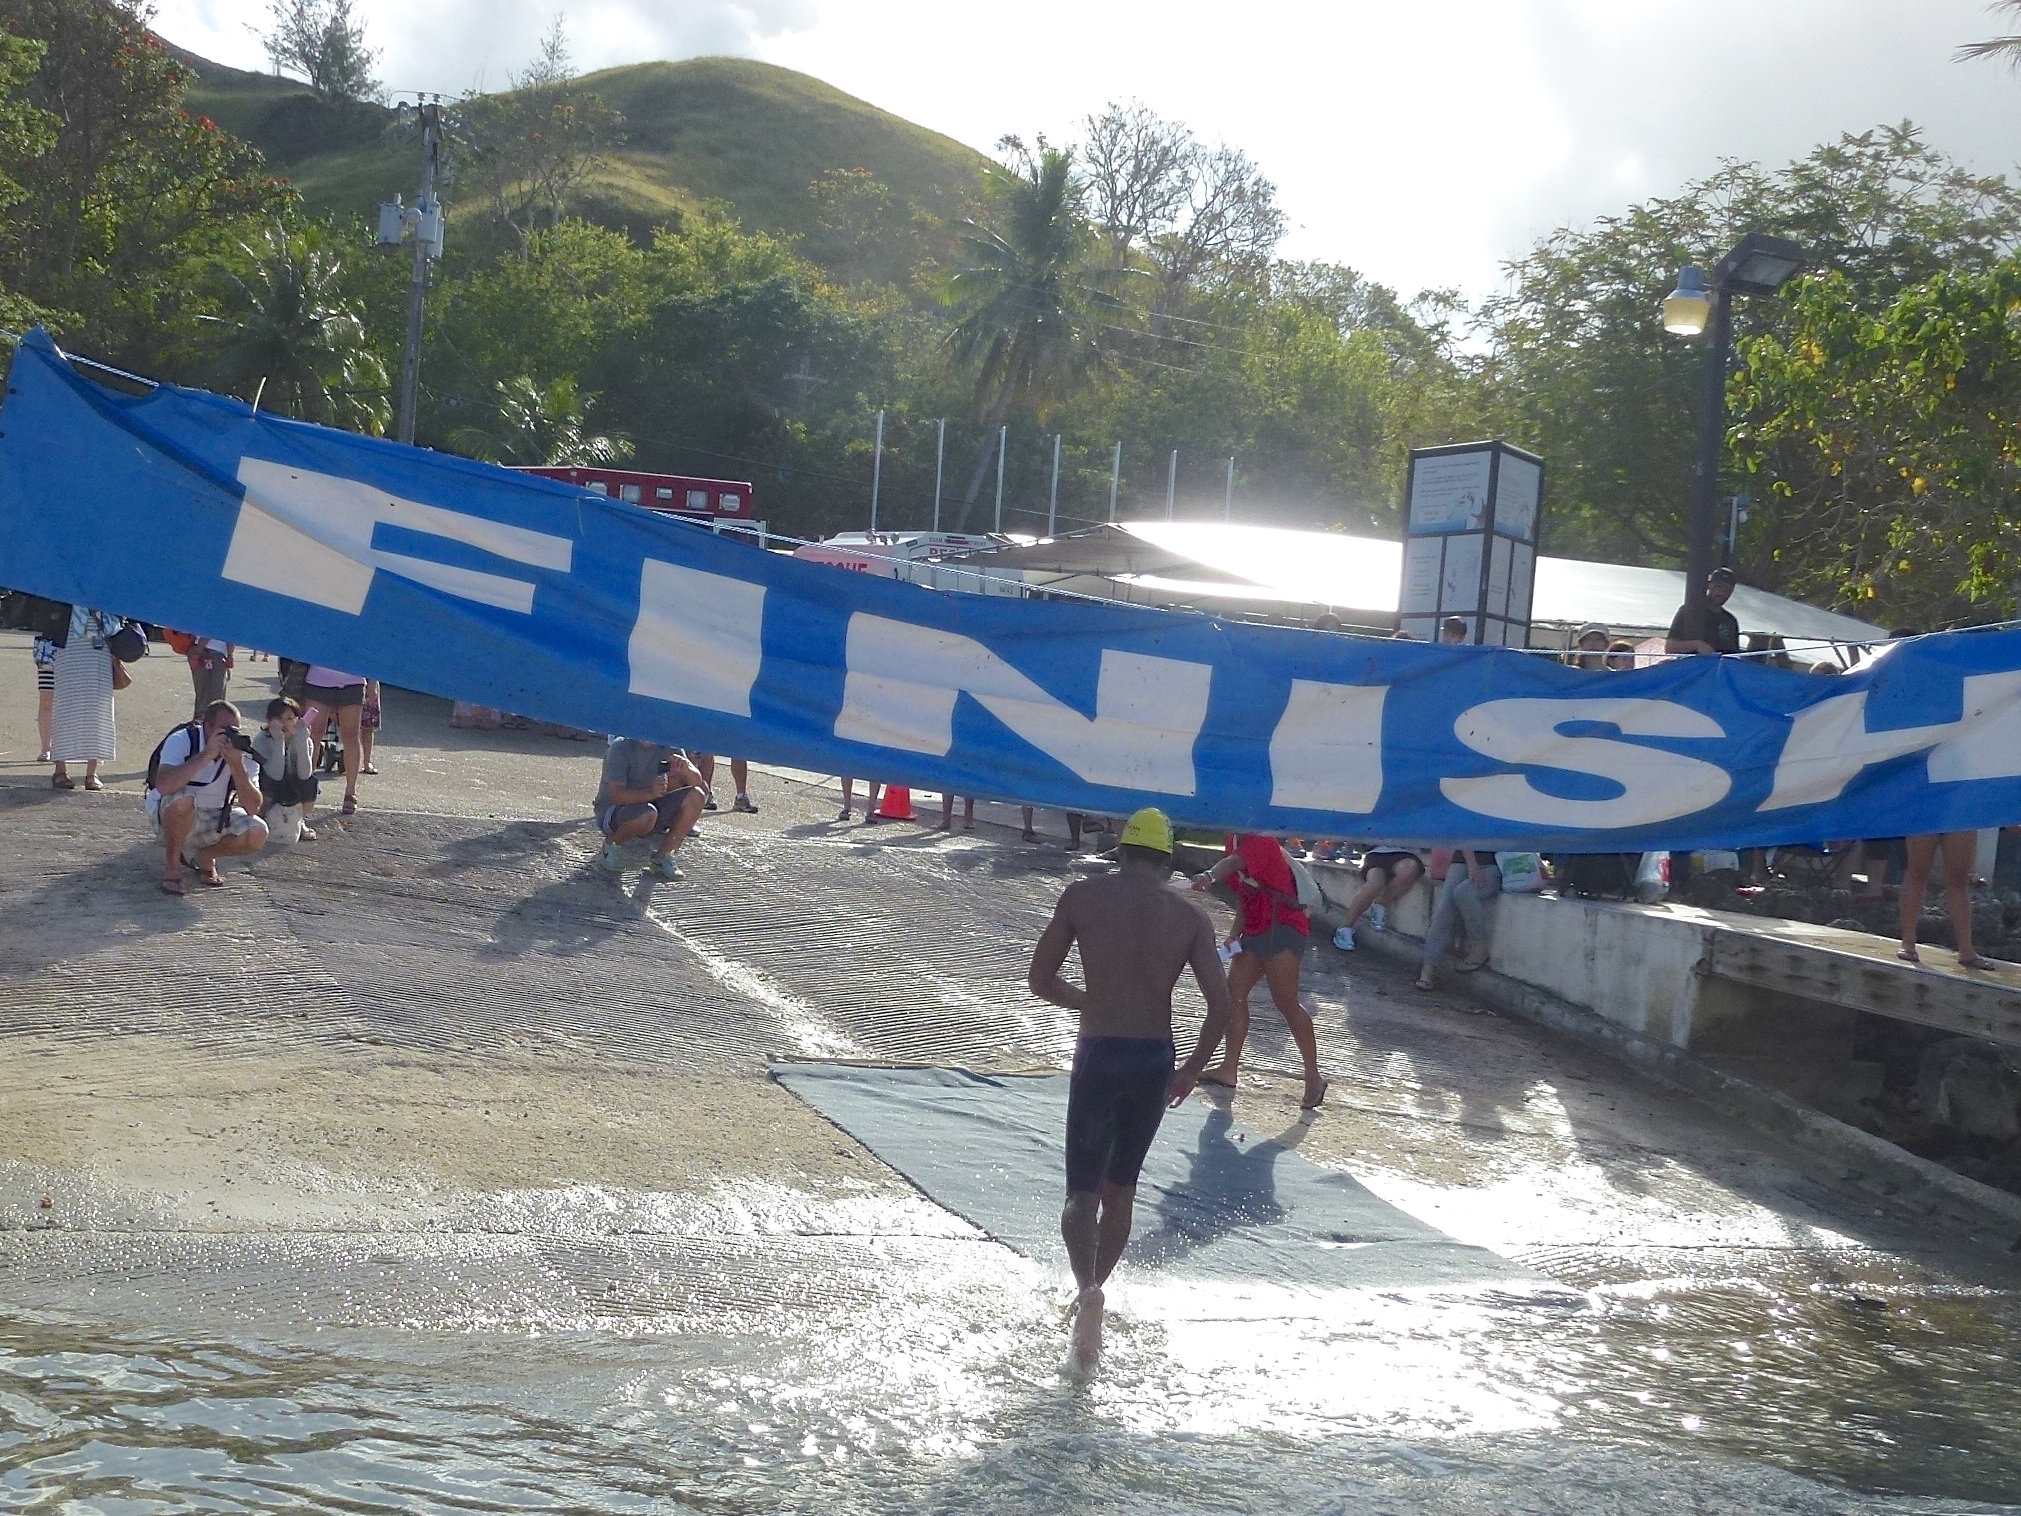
[153,0,2021,299]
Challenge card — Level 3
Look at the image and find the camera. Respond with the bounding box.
[224,728,255,753]
[657,759,672,775]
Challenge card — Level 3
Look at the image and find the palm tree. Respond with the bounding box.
[1958,1,2021,65]
[211,224,389,433]
[943,144,1129,528]
[447,375,633,467]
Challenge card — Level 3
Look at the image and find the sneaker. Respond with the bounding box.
[838,808,854,822]
[1333,926,1356,951]
[703,795,719,811]
[733,793,758,814]
[646,853,685,881]
[1367,904,1388,932]
[596,842,626,873]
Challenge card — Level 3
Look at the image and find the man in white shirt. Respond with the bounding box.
[146,700,267,895]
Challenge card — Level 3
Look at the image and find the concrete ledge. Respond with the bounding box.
[1340,921,2021,1249]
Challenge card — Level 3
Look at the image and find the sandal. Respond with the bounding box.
[1896,946,1921,964]
[51,774,74,790]
[198,866,225,887]
[83,777,103,791]
[361,764,379,776]
[1958,952,1994,970]
[159,876,186,896]
[1415,973,1435,991]
[341,795,357,816]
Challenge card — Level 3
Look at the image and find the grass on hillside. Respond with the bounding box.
[177,50,988,281]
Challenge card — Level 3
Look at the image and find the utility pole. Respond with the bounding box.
[381,100,444,447]
[1165,449,1178,521]
[869,408,884,533]
[1108,440,1121,523]
[1223,455,1235,523]
[1047,432,1062,538]
[933,417,946,533]
[994,424,1007,533]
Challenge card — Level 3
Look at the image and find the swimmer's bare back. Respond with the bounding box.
[1028,869,1227,1042]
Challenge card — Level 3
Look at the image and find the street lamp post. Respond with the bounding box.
[1662,232,1804,628]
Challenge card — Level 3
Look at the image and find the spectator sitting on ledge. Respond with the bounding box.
[145,700,267,895]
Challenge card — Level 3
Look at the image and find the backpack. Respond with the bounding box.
[162,628,196,656]
[146,722,206,792]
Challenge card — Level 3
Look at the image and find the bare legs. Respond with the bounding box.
[1201,948,1326,1105]
[36,686,51,760]
[939,792,975,830]
[1340,859,1422,929]
[839,779,878,820]
[158,794,267,892]
[1060,1180,1136,1378]
[608,789,705,858]
[1900,831,1987,967]
[335,703,362,808]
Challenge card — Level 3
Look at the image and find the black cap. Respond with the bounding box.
[1709,566,1737,584]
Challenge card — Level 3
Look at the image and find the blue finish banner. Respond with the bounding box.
[4,328,2021,852]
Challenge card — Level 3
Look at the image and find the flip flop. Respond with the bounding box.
[198,867,225,888]
[1414,974,1435,991]
[159,876,186,896]
[1896,947,1921,964]
[1958,953,1994,970]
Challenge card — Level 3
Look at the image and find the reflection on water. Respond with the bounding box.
[4,1237,2019,1514]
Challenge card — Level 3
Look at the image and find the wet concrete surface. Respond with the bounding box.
[2,639,2020,1510]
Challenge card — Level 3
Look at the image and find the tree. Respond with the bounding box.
[0,29,55,329]
[454,19,623,252]
[1734,256,2021,627]
[1958,0,2021,68]
[0,0,291,364]
[207,223,389,433]
[261,0,378,101]
[943,143,1125,526]
[447,375,630,466]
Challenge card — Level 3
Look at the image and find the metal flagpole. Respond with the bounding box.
[1165,449,1178,521]
[933,417,946,533]
[1047,433,1062,538]
[1108,440,1121,522]
[869,409,884,533]
[1224,455,1234,522]
[994,425,1007,533]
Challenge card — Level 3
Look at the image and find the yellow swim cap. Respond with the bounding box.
[1118,807,1173,854]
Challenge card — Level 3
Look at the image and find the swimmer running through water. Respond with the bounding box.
[1026,807,1238,1379]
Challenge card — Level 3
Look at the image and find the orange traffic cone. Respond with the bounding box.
[874,784,914,821]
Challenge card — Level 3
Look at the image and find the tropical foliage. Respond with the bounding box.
[3,0,2019,630]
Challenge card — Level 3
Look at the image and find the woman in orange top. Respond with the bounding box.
[1191,834,1328,1108]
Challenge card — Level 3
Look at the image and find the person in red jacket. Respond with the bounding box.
[1190,834,1328,1108]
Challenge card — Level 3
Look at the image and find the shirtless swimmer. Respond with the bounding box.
[1026,806,1238,1379]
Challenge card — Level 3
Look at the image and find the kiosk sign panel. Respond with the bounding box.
[1397,440,1543,646]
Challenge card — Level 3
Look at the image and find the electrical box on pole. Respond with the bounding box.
[380,100,445,447]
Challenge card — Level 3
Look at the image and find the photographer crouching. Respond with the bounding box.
[145,700,267,895]
[595,737,705,881]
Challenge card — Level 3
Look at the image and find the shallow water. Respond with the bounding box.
[5,1209,2019,1514]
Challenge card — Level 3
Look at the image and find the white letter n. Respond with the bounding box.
[834,613,1210,795]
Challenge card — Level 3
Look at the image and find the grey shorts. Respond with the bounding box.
[598,787,700,838]
[1240,921,1310,961]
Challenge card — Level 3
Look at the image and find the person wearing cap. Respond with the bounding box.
[1566,623,1612,669]
[1026,806,1237,1380]
[1605,639,1638,672]
[1666,568,1742,655]
[1439,615,1470,645]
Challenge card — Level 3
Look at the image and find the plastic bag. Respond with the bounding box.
[1495,851,1545,892]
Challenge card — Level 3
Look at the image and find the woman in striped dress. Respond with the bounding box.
[31,635,54,763]
[50,606,122,791]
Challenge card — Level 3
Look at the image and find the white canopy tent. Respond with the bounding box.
[952,521,1884,650]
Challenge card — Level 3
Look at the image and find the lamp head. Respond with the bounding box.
[1719,232,1805,298]
[1662,265,1712,336]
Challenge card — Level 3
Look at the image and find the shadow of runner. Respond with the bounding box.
[1132,1105,1289,1268]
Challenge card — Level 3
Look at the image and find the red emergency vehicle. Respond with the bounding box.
[516,466,755,523]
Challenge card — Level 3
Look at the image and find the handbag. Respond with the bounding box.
[109,652,132,691]
[106,622,149,662]
[0,591,72,644]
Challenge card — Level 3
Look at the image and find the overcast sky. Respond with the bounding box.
[157,0,2021,302]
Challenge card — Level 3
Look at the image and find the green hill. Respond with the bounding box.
[175,50,990,280]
